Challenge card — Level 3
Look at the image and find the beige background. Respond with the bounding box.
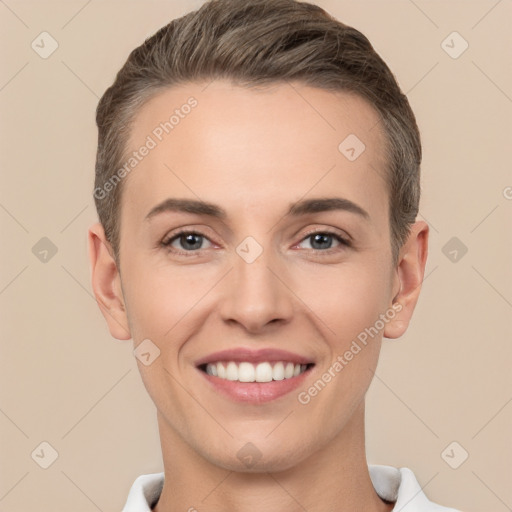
[1,0,511,510]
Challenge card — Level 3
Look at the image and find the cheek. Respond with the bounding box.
[121,257,219,342]
[291,265,390,429]
[293,260,391,345]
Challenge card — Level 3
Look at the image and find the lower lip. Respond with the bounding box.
[197,366,314,403]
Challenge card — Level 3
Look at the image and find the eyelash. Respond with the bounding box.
[160,228,351,257]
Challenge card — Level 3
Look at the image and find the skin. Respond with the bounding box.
[88,80,428,512]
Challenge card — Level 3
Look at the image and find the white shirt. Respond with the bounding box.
[121,464,461,511]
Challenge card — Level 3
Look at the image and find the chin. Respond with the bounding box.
[202,437,314,473]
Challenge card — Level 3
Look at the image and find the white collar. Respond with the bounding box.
[122,464,460,511]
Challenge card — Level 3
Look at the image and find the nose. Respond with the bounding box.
[218,245,294,334]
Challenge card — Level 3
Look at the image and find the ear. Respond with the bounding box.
[383,220,429,339]
[87,222,131,340]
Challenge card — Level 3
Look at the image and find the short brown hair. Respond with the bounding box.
[94,0,421,267]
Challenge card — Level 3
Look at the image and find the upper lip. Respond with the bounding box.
[195,348,315,367]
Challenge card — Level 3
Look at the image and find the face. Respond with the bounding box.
[89,80,427,472]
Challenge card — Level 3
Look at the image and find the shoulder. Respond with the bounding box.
[123,467,463,512]
[369,464,462,512]
[122,472,164,512]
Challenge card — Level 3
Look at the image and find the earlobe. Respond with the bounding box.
[87,222,131,340]
[383,220,429,340]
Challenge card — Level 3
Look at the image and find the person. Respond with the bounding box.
[87,0,461,510]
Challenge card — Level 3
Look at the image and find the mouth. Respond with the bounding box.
[194,348,316,403]
[198,361,315,383]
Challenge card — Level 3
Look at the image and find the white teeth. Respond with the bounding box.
[217,362,226,379]
[226,362,238,381]
[255,362,272,382]
[272,362,285,380]
[238,362,255,382]
[204,361,309,383]
[284,362,294,379]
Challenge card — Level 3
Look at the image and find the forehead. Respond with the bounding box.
[121,80,389,227]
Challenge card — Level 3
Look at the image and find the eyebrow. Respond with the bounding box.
[144,197,370,222]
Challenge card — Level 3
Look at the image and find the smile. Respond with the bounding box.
[195,347,316,402]
[201,361,312,382]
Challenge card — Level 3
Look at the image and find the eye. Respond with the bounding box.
[297,230,350,252]
[161,230,213,253]
[160,228,350,256]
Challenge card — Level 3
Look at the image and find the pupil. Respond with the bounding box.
[312,233,331,249]
[183,234,202,250]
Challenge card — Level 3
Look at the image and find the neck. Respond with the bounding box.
[153,401,393,512]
